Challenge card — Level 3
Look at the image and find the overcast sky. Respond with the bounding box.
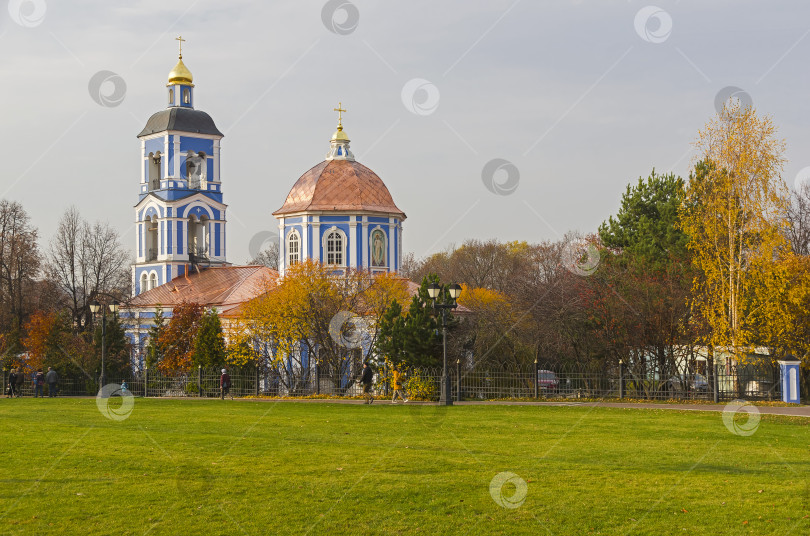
[2,0,809,263]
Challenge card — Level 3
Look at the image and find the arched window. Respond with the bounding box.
[288,231,300,266]
[168,88,174,105]
[188,214,208,258]
[145,216,158,261]
[186,151,205,189]
[149,273,158,290]
[148,152,161,190]
[183,88,190,104]
[140,273,148,293]
[326,230,344,266]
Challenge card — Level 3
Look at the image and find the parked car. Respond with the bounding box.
[537,370,560,392]
[667,373,709,393]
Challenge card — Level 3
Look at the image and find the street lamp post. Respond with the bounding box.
[427,282,462,406]
[90,297,120,393]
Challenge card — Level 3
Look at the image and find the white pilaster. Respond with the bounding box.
[213,139,221,182]
[312,216,320,261]
[173,136,181,178]
[349,221,357,269]
[361,216,368,269]
[388,221,394,272]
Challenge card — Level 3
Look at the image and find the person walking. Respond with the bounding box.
[391,367,407,404]
[45,367,58,397]
[360,362,374,404]
[34,369,45,398]
[14,370,23,397]
[7,368,17,398]
[220,368,231,400]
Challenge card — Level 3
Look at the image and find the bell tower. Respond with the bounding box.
[132,38,228,295]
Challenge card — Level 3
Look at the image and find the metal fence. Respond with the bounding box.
[1,362,800,403]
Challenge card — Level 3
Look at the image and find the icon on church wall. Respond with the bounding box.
[321,0,359,35]
[88,70,127,108]
[371,229,386,267]
[401,78,440,116]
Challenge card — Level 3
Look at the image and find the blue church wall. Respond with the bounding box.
[167,222,173,255]
[367,216,388,224]
[320,215,351,223]
[159,221,165,255]
[285,216,303,224]
[140,206,162,221]
[356,223,362,265]
[178,204,217,220]
[215,223,221,256]
[176,222,184,254]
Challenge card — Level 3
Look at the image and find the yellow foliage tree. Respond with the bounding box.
[680,102,791,363]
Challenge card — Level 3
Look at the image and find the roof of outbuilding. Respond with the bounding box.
[137,107,223,138]
[273,159,405,218]
[126,266,276,315]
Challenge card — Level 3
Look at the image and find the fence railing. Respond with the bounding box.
[1,362,800,403]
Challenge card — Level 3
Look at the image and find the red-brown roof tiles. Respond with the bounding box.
[273,159,405,217]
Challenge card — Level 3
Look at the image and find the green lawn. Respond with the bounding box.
[0,398,807,535]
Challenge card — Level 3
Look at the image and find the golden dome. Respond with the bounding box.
[168,57,194,86]
[331,125,349,141]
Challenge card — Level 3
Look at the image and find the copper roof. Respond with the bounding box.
[273,160,405,218]
[126,266,276,315]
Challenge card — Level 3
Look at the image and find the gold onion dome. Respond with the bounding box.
[168,56,193,86]
[331,125,349,141]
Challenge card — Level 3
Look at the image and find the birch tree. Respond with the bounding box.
[680,103,791,362]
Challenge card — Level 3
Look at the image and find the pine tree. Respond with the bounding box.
[145,307,165,368]
[193,308,226,368]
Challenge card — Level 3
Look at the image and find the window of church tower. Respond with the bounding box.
[288,231,300,266]
[149,273,158,290]
[140,273,148,293]
[188,214,208,258]
[145,216,158,261]
[183,88,190,104]
[326,231,344,266]
[186,151,206,189]
[148,152,161,190]
[168,88,174,105]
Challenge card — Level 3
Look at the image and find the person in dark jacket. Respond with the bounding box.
[45,367,58,397]
[7,368,17,398]
[360,362,374,404]
[220,368,231,400]
[14,370,23,397]
[34,369,45,398]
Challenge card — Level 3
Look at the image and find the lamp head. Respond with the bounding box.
[427,282,440,300]
[448,283,462,300]
[109,300,120,314]
[89,300,101,314]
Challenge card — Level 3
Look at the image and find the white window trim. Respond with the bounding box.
[287,228,301,266]
[322,226,347,267]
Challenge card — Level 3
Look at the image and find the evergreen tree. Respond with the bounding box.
[93,312,131,376]
[375,275,452,368]
[598,169,688,268]
[193,308,226,368]
[145,306,165,368]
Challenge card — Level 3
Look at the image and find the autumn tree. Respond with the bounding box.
[680,103,791,363]
[0,200,41,337]
[47,207,130,334]
[156,302,204,373]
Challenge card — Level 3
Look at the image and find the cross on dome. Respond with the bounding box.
[176,35,186,58]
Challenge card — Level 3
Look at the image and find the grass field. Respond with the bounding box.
[0,397,808,535]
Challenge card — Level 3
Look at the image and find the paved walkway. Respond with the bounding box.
[222,397,810,417]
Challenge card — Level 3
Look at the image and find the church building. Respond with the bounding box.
[132,37,228,296]
[273,105,406,276]
[123,42,409,370]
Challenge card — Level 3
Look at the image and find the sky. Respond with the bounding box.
[2,0,810,264]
